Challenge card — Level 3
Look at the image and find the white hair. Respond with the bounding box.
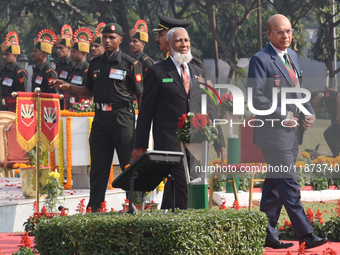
[170,45,193,65]
[166,27,187,41]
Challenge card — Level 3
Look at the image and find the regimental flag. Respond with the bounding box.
[16,92,61,152]
[16,92,38,152]
[40,93,60,152]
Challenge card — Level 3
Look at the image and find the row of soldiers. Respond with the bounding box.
[0,19,155,111]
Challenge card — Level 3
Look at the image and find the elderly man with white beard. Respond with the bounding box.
[132,27,225,209]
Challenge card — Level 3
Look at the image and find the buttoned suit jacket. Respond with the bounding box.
[248,43,314,151]
[135,57,225,152]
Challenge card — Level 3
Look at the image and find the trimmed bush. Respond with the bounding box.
[34,209,267,255]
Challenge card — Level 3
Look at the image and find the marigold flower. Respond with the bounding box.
[125,164,130,169]
[295,161,305,169]
[13,163,19,168]
[301,151,310,159]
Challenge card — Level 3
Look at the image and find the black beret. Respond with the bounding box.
[153,15,191,32]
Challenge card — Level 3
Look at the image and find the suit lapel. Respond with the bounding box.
[268,44,295,87]
[165,57,187,94]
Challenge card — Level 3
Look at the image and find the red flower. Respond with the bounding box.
[86,207,92,213]
[219,201,226,210]
[191,113,207,130]
[221,93,233,102]
[284,219,292,227]
[20,232,32,248]
[178,114,187,129]
[60,208,67,216]
[306,208,315,225]
[279,226,285,231]
[298,241,306,254]
[231,200,240,210]
[316,209,324,225]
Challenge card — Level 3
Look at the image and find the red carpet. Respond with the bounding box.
[264,240,340,254]
[0,233,35,255]
[0,233,339,254]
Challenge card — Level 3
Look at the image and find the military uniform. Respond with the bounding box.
[129,20,154,77]
[31,61,57,93]
[66,60,89,109]
[85,50,143,212]
[0,62,27,111]
[1,31,27,111]
[56,56,73,109]
[322,88,340,157]
[133,51,154,77]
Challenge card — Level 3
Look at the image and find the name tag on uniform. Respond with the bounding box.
[35,76,43,84]
[3,77,13,87]
[162,78,173,83]
[71,75,83,85]
[109,69,127,80]
[59,70,68,79]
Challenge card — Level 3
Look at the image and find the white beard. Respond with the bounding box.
[170,47,193,65]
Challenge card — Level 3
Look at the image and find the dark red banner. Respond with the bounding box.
[16,92,38,152]
[40,93,60,152]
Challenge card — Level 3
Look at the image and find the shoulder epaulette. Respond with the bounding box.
[46,69,58,76]
[121,53,136,65]
[16,69,28,78]
[143,56,155,64]
[91,55,102,62]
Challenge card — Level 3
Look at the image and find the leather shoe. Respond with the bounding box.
[299,233,327,249]
[264,239,294,249]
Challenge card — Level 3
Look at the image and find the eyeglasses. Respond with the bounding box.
[269,29,294,36]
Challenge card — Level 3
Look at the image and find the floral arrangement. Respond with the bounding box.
[13,143,49,169]
[41,171,65,212]
[70,99,95,112]
[175,112,218,143]
[218,92,248,117]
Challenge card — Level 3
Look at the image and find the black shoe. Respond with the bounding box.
[299,234,327,249]
[264,239,294,249]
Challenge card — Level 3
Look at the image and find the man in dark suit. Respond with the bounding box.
[153,15,209,78]
[248,14,327,250]
[132,27,225,209]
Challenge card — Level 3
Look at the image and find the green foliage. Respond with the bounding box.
[324,217,340,241]
[71,99,95,112]
[23,216,42,236]
[23,143,47,167]
[34,209,267,255]
[41,172,65,212]
[176,112,218,143]
[12,247,35,255]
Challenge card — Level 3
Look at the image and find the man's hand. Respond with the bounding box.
[216,147,226,165]
[132,148,147,161]
[49,79,71,90]
[283,111,299,129]
[303,115,315,132]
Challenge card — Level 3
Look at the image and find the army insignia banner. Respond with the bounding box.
[16,92,38,152]
[40,93,60,152]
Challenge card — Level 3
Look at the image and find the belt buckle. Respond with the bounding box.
[101,103,112,111]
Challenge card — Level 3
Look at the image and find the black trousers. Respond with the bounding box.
[87,106,135,212]
[260,130,313,240]
[324,121,340,158]
[161,159,188,210]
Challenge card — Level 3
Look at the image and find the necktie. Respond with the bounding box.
[283,53,290,65]
[283,53,297,86]
[181,64,190,94]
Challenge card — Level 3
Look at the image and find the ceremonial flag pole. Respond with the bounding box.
[35,87,41,208]
[12,89,62,211]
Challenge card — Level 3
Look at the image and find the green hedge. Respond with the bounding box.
[34,209,267,255]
